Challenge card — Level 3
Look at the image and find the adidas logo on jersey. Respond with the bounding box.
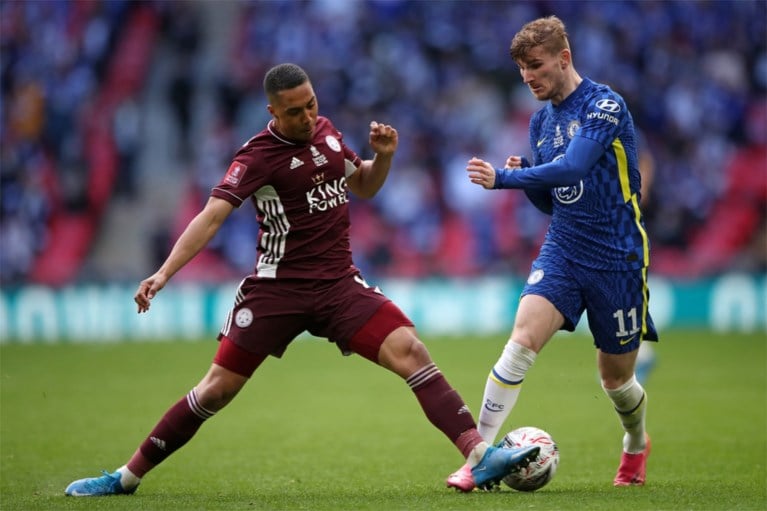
[290,157,304,169]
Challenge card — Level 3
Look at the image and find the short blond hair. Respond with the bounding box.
[510,16,570,62]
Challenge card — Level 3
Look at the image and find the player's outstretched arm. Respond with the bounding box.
[347,121,398,199]
[134,197,234,313]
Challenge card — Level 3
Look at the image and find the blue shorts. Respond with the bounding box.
[522,242,658,354]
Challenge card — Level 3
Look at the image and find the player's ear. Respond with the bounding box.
[559,49,571,69]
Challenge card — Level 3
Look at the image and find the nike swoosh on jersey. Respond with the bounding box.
[536,138,547,147]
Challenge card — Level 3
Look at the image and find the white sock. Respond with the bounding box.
[117,465,141,489]
[477,341,537,443]
[467,441,489,467]
[603,375,647,453]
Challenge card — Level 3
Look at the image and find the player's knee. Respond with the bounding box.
[379,328,432,375]
[196,369,247,411]
[599,366,636,391]
[495,340,537,380]
[508,324,550,352]
[600,373,633,391]
[406,336,431,365]
[598,351,638,390]
[395,328,430,362]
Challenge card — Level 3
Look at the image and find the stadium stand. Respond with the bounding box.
[2,1,765,286]
[1,1,159,286]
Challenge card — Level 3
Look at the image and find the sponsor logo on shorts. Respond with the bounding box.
[235,308,253,328]
[527,269,544,285]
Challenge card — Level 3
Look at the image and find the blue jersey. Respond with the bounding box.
[497,78,650,271]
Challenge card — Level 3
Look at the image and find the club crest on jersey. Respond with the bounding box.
[225,161,246,185]
[567,120,580,138]
[325,135,341,152]
[310,145,328,167]
[527,269,544,285]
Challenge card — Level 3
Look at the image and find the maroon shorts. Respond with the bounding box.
[216,272,413,362]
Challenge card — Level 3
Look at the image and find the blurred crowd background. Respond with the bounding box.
[2,0,766,287]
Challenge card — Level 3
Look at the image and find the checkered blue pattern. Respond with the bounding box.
[530,78,649,271]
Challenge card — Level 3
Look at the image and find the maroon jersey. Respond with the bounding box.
[211,116,362,279]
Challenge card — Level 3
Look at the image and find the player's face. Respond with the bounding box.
[268,81,318,142]
[516,46,569,104]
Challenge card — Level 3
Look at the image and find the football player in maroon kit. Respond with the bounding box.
[64,63,538,496]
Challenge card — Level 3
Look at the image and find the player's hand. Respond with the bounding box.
[134,272,168,313]
[368,121,398,157]
[467,157,496,189]
[504,155,525,169]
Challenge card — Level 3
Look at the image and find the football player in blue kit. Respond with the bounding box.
[446,15,657,492]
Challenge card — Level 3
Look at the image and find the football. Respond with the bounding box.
[501,426,559,491]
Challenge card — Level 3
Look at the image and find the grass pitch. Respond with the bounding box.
[1,330,765,510]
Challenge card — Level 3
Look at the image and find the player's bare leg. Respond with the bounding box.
[599,349,650,486]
